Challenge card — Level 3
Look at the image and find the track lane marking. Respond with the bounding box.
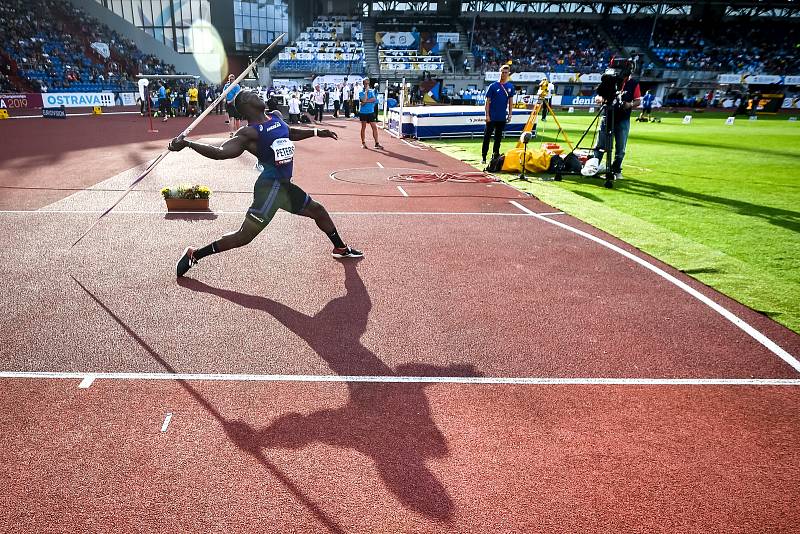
[510,200,800,372]
[0,210,540,216]
[161,413,173,432]
[1,371,799,386]
[376,162,384,168]
[397,186,409,197]
[78,375,95,388]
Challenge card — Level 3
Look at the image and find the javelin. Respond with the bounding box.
[71,33,286,249]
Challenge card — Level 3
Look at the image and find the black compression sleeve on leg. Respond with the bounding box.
[193,242,217,261]
[326,230,346,249]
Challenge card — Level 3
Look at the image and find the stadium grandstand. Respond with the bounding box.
[0,0,176,93]
[1,0,798,112]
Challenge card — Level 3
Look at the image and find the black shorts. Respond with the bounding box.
[226,103,242,120]
[247,177,311,228]
[359,112,376,122]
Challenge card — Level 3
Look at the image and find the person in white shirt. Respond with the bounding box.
[312,84,325,123]
[288,92,301,124]
[342,83,351,118]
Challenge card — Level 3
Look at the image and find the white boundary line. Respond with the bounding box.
[0,209,539,216]
[400,139,425,150]
[510,200,800,372]
[376,162,384,168]
[397,186,409,197]
[1,371,799,386]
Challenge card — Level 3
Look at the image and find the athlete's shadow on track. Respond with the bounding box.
[179,261,477,521]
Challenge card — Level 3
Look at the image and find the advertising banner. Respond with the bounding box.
[782,96,800,109]
[718,74,746,84]
[745,74,782,85]
[42,92,115,108]
[549,72,580,83]
[312,75,364,87]
[376,32,420,49]
[119,92,137,106]
[42,106,67,119]
[436,32,460,44]
[0,93,43,110]
[578,73,602,84]
[485,71,547,82]
[272,79,304,89]
[558,95,597,107]
[784,76,800,85]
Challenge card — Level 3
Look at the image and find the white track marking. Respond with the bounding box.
[400,139,424,150]
[397,186,409,197]
[510,200,800,372]
[1,371,799,386]
[536,211,565,216]
[161,413,173,432]
[0,210,539,216]
[78,375,95,388]
[376,162,384,168]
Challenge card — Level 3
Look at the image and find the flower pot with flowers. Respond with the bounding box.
[161,184,212,211]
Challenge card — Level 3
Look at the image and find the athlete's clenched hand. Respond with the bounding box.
[318,129,338,140]
[168,136,189,151]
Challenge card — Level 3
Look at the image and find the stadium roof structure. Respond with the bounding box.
[427,0,800,17]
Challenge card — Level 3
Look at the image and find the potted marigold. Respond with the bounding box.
[161,184,211,211]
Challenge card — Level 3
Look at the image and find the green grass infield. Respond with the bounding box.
[426,110,800,333]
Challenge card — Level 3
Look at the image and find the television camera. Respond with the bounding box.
[597,57,636,103]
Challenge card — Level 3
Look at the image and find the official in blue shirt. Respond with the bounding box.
[482,64,515,164]
[223,73,242,136]
[157,81,169,122]
[359,78,383,149]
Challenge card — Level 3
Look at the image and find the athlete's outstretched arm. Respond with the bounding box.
[288,127,338,141]
[168,132,248,160]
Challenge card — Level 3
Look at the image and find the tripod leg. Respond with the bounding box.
[603,108,614,188]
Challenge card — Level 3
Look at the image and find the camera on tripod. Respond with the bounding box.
[597,57,635,102]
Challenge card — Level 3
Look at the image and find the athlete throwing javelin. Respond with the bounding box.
[169,90,363,278]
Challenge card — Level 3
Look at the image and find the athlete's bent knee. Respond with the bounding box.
[302,200,326,218]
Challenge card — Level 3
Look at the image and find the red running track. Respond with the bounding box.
[0,113,799,533]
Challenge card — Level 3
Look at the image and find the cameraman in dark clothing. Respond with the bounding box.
[592,59,641,181]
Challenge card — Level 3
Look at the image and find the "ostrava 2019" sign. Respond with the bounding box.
[0,93,44,111]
